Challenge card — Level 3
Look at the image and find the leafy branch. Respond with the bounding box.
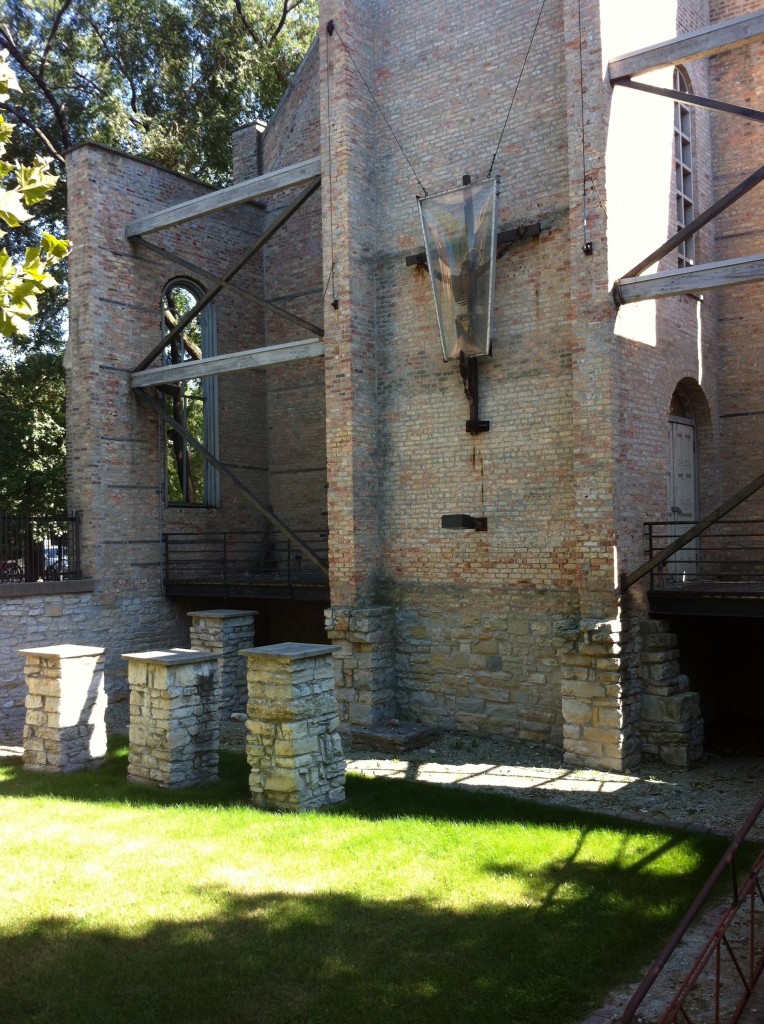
[0,51,69,338]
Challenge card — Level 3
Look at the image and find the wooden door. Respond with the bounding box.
[669,417,698,579]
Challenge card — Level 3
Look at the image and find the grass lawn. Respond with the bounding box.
[0,738,733,1024]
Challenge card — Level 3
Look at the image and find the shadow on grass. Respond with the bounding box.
[0,871,725,1024]
[0,742,740,1024]
[0,737,718,838]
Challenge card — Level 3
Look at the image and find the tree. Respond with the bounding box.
[0,351,66,512]
[0,0,318,184]
[0,1,317,512]
[0,51,68,339]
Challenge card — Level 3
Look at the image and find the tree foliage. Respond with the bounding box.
[0,0,318,183]
[0,51,68,340]
[0,1,317,512]
[0,351,67,512]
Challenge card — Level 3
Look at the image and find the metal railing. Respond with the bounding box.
[645,519,764,590]
[0,511,82,583]
[621,794,764,1024]
[162,530,329,597]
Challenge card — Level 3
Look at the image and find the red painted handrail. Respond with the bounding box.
[620,793,764,1024]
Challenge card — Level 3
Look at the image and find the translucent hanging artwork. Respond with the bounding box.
[418,178,499,361]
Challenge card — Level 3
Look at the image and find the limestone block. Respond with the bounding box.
[123,649,221,788]
[21,644,106,773]
[241,643,345,811]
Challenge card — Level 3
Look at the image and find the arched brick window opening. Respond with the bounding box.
[161,279,219,506]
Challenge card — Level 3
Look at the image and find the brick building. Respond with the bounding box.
[59,0,764,770]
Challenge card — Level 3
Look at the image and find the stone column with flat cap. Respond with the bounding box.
[21,644,106,772]
[122,648,220,787]
[241,642,345,811]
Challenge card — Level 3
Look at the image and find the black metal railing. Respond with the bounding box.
[0,511,82,583]
[162,530,329,598]
[620,793,764,1024]
[645,519,764,590]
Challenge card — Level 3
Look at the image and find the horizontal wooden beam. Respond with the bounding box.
[620,162,764,281]
[614,253,764,304]
[125,156,321,238]
[608,10,764,81]
[130,338,324,389]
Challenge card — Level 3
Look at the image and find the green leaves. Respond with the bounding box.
[0,185,31,228]
[0,51,68,339]
[15,157,59,206]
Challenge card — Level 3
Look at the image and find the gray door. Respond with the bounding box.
[668,417,698,579]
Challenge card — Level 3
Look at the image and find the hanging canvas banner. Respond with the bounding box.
[418,178,499,361]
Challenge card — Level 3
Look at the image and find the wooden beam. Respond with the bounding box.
[134,237,324,338]
[132,176,321,373]
[125,157,321,238]
[135,389,328,577]
[621,471,764,591]
[614,253,764,304]
[614,77,764,124]
[608,10,764,81]
[130,338,324,389]
[620,162,764,281]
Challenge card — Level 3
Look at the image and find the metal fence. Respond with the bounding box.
[620,793,764,1024]
[162,530,329,599]
[646,519,764,589]
[0,511,81,583]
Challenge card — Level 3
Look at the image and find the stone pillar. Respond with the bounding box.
[560,617,641,773]
[324,606,396,729]
[21,644,106,772]
[122,649,220,788]
[188,609,256,717]
[639,620,703,768]
[241,642,345,811]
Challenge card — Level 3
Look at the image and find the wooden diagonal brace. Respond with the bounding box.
[615,163,764,288]
[613,77,764,124]
[134,236,324,339]
[132,176,321,373]
[135,388,329,578]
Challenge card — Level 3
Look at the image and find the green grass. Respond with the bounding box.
[0,738,733,1024]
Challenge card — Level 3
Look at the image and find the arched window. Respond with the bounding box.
[161,280,219,506]
[674,67,694,268]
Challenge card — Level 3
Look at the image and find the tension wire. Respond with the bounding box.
[486,0,548,180]
[327,21,429,196]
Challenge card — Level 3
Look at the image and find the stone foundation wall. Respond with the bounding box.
[325,606,396,729]
[0,586,188,745]
[638,619,704,768]
[393,592,569,747]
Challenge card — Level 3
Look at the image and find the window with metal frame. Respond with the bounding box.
[161,279,219,507]
[674,67,695,268]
